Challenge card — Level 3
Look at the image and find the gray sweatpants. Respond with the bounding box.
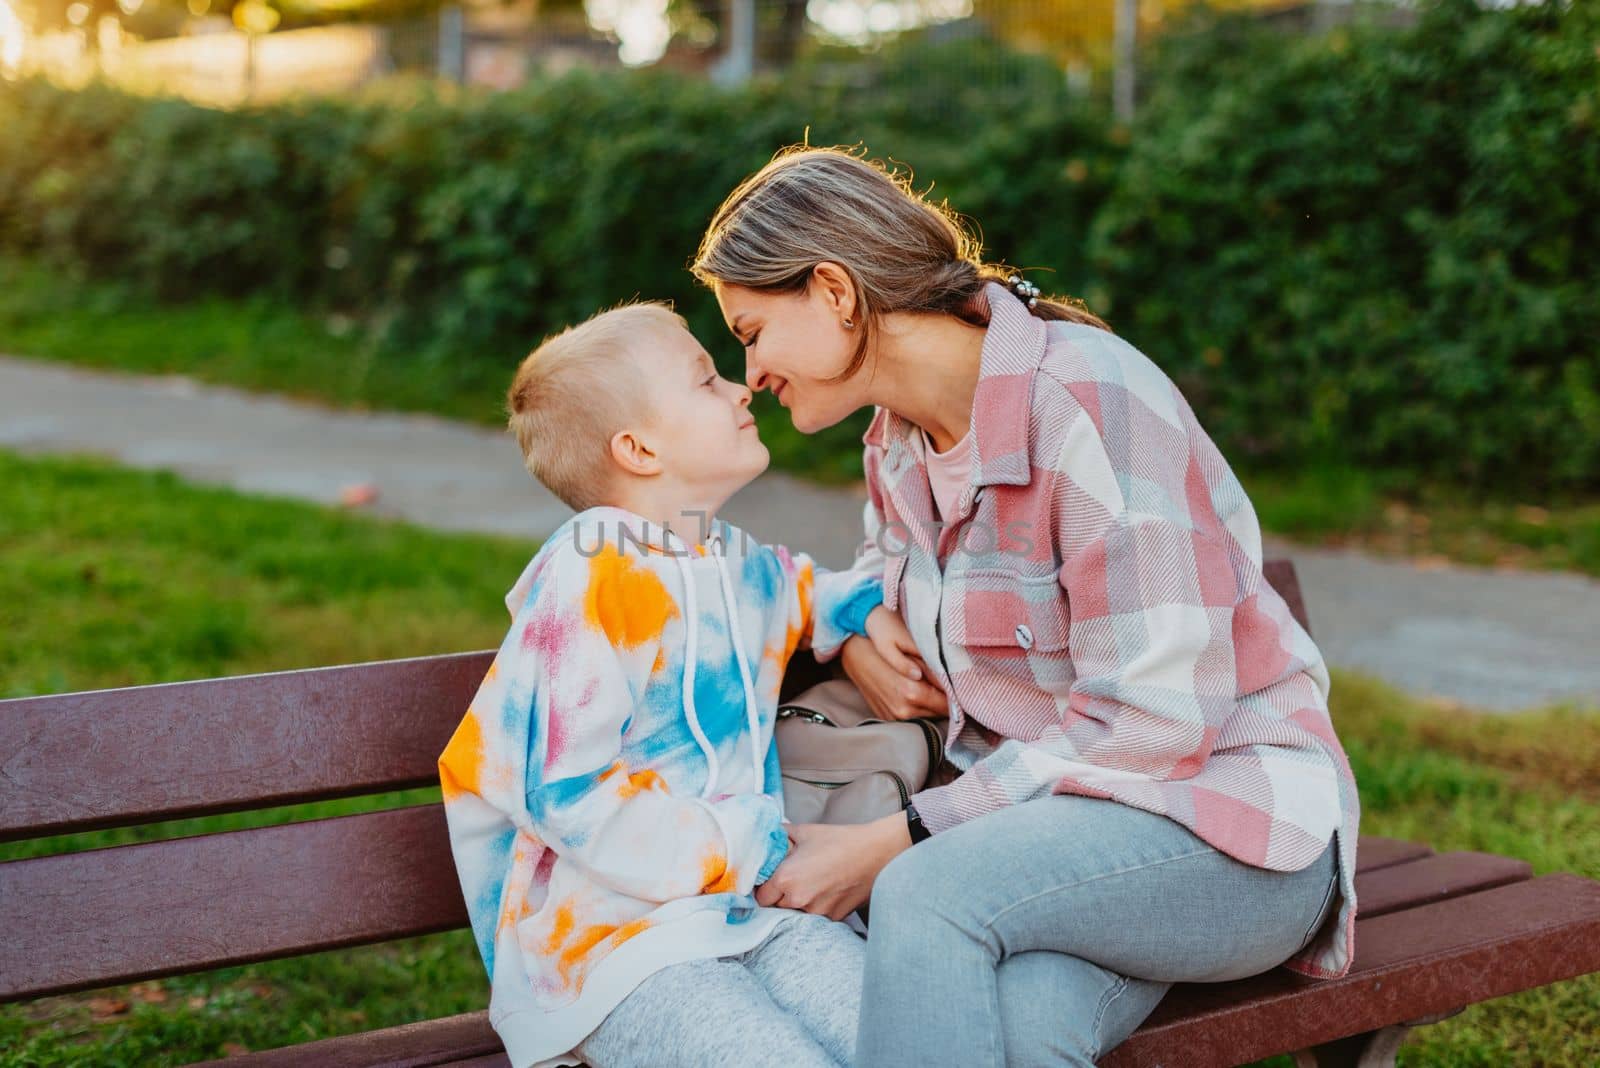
[575,912,866,1068]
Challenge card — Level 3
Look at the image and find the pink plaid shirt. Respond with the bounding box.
[848,281,1360,980]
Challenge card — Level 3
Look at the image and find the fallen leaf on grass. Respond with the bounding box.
[88,998,129,1018]
[339,483,380,507]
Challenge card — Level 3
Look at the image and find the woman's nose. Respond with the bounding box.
[745,363,770,394]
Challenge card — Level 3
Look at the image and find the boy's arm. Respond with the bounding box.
[807,440,895,662]
[772,540,884,665]
[445,537,788,908]
[769,442,891,665]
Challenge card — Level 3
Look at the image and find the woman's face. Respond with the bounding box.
[714,270,870,434]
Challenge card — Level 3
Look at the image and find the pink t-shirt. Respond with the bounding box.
[921,426,974,529]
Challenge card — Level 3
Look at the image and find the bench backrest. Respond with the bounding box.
[0,561,1310,1003]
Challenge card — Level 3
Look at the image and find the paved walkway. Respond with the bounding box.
[4,354,1596,712]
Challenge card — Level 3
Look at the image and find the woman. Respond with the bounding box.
[690,147,1360,1066]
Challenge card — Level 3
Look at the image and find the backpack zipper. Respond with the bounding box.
[782,771,909,809]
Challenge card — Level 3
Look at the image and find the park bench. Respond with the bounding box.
[3,559,1598,1067]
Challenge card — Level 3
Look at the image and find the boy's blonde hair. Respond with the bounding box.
[507,301,683,512]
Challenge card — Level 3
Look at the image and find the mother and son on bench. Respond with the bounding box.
[438,147,1356,1068]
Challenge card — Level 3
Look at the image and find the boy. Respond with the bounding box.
[438,302,910,1068]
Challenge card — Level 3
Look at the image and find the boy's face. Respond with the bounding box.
[629,324,770,497]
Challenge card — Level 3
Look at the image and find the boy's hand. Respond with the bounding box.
[864,604,926,684]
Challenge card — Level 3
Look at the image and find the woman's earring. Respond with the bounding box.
[842,318,854,330]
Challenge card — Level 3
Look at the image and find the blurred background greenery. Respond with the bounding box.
[2,0,1596,499]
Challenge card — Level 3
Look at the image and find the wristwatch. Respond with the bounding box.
[904,800,932,845]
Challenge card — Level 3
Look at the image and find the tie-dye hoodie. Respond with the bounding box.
[438,505,883,1068]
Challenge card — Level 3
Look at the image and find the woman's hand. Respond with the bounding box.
[755,814,911,920]
[841,628,947,722]
[864,604,925,682]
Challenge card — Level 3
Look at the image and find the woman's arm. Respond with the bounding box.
[837,446,947,719]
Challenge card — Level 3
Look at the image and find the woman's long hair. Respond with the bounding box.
[692,145,1110,383]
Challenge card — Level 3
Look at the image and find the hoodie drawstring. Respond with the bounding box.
[710,533,766,791]
[669,528,762,798]
[670,532,720,798]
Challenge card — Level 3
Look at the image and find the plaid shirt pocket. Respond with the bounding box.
[947,570,1071,656]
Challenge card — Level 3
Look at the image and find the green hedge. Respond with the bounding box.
[0,38,1105,346]
[1,0,1595,491]
[1093,0,1600,489]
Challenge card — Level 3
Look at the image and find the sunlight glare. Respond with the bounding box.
[585,0,672,66]
[0,0,28,77]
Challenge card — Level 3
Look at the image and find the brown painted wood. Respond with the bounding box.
[1263,558,1311,635]
[1353,836,1434,873]
[0,562,1305,845]
[208,873,1600,1068]
[0,805,467,1002]
[1353,851,1532,919]
[1101,873,1600,1068]
[0,827,1481,1006]
[192,1011,503,1068]
[0,651,493,843]
[0,822,1483,1007]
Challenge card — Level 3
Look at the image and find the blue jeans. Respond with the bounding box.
[857,794,1340,1067]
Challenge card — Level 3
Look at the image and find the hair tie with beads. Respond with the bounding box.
[1007,274,1041,309]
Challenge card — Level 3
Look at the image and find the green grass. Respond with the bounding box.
[1245,464,1600,578]
[0,255,512,426]
[0,449,1594,1065]
[0,448,527,1064]
[0,449,540,700]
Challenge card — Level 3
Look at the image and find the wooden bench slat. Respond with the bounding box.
[200,873,1600,1068]
[1352,836,1434,873]
[1262,557,1312,635]
[192,1010,503,1068]
[0,651,493,843]
[0,805,466,1001]
[0,560,1310,845]
[1353,850,1531,919]
[0,793,1508,1006]
[1101,873,1600,1068]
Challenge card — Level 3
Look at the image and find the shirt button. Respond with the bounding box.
[1015,624,1034,650]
